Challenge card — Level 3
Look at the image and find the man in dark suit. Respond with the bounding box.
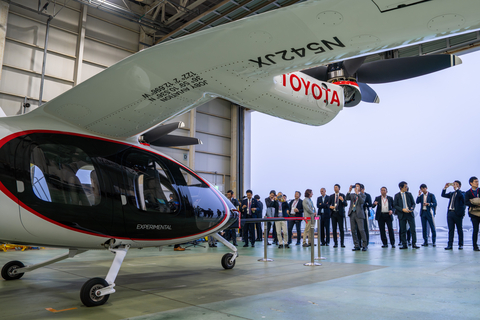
[241,189,258,247]
[394,181,419,249]
[416,184,437,247]
[265,190,277,245]
[254,194,263,241]
[329,184,347,248]
[358,185,371,246]
[317,188,330,246]
[465,176,480,251]
[347,183,367,251]
[224,190,240,246]
[441,180,465,250]
[372,186,395,248]
[288,191,303,245]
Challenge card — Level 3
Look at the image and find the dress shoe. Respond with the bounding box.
[233,243,238,246]
[326,243,329,246]
[459,246,463,250]
[341,245,346,248]
[321,243,326,246]
[333,244,338,248]
[243,244,249,247]
[302,243,309,247]
[285,245,290,248]
[267,242,271,245]
[212,244,217,247]
[391,245,396,248]
[444,246,453,250]
[399,246,408,249]
[412,245,420,249]
[432,244,436,247]
[473,247,480,251]
[407,242,411,246]
[361,247,367,251]
[296,242,301,246]
[421,243,428,247]
[352,247,360,251]
[381,245,388,248]
[278,245,283,249]
[251,245,255,248]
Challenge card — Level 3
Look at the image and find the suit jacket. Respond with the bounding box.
[372,195,394,220]
[329,193,347,217]
[346,192,366,219]
[441,189,465,217]
[303,197,316,217]
[415,192,437,217]
[256,200,264,218]
[316,195,330,217]
[240,198,259,218]
[288,198,304,217]
[267,199,290,217]
[393,191,415,220]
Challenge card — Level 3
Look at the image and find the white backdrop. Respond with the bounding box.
[251,50,480,228]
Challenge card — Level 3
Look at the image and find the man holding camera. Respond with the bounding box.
[394,181,419,249]
[269,191,290,248]
[265,190,277,245]
[442,181,465,250]
[416,184,437,247]
[347,183,367,251]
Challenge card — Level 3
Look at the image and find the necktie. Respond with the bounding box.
[402,193,407,209]
[248,199,251,214]
[449,192,455,211]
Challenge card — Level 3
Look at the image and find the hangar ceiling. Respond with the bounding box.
[68,0,306,45]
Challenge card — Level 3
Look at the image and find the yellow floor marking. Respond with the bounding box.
[45,307,77,313]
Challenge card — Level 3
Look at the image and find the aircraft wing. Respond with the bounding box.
[28,0,480,138]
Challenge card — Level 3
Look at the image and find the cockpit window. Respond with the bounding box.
[123,152,179,213]
[30,145,100,206]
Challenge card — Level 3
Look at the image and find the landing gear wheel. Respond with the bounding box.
[1,260,25,280]
[80,277,110,307]
[221,253,236,269]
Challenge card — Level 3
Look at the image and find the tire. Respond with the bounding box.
[80,278,110,307]
[1,260,25,280]
[221,253,235,269]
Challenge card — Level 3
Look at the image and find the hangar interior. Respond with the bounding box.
[1,1,480,319]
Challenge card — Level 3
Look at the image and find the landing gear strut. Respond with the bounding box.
[80,244,130,307]
[211,233,238,269]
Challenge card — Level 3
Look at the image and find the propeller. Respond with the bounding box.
[139,121,203,147]
[301,54,462,104]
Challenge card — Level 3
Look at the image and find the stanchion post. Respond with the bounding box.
[315,217,326,260]
[304,217,321,266]
[258,220,273,262]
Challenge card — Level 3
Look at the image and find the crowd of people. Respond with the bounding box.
[220,176,480,252]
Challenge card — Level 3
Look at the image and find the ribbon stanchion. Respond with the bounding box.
[304,217,321,266]
[315,216,326,261]
[258,220,273,262]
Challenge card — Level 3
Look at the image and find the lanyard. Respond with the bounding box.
[382,197,388,206]
[471,189,479,198]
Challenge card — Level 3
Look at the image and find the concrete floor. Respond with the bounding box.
[0,231,479,320]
